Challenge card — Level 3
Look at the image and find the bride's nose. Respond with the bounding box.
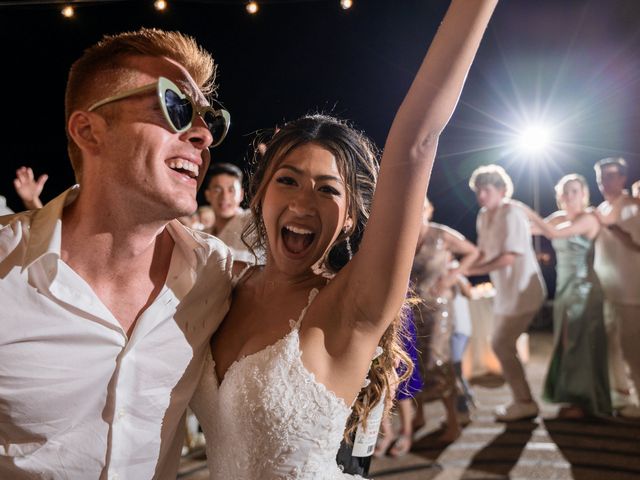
[288,190,316,216]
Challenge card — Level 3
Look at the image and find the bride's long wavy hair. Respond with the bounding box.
[241,114,414,440]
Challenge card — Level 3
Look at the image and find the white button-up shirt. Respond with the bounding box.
[0,195,13,216]
[210,208,265,266]
[476,200,546,316]
[594,198,640,305]
[0,187,232,479]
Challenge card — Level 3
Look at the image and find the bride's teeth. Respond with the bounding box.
[285,225,313,235]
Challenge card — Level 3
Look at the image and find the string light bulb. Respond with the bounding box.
[154,0,167,11]
[246,2,258,14]
[61,5,75,18]
[340,0,353,9]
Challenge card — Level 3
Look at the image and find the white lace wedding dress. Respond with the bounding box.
[191,288,365,479]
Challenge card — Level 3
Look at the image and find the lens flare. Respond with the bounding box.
[517,124,552,154]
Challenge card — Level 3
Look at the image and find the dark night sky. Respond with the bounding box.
[1,0,639,249]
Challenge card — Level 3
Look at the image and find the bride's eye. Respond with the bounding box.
[319,185,341,196]
[276,176,297,186]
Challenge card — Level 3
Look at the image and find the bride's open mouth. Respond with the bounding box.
[281,225,315,256]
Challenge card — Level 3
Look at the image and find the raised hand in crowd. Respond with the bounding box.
[13,166,48,210]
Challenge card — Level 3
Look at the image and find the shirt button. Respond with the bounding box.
[111,474,120,480]
[117,408,125,419]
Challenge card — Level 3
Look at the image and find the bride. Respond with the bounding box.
[191,1,498,478]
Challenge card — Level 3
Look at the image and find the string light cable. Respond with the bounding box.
[0,0,354,8]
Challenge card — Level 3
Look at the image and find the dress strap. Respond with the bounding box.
[232,263,255,288]
[289,288,319,330]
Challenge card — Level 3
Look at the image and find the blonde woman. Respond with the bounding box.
[521,174,611,418]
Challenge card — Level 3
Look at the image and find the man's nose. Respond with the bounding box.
[183,116,214,150]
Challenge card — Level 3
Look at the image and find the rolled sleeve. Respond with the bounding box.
[502,205,528,255]
[618,203,640,246]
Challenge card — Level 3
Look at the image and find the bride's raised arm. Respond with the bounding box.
[342,0,498,330]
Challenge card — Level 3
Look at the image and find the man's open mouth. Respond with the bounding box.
[168,159,199,179]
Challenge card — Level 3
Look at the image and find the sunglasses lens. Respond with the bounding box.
[164,88,193,131]
[204,110,228,145]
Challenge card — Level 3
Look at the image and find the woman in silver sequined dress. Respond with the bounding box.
[411,199,479,443]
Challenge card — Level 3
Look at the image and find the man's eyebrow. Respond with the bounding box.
[278,164,344,184]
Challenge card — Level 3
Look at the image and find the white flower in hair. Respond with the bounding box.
[373,346,384,360]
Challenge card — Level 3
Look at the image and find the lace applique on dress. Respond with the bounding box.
[191,287,365,479]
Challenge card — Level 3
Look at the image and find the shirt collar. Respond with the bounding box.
[22,185,80,272]
[23,186,210,273]
[164,219,211,271]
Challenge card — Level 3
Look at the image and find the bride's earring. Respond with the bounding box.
[258,216,269,248]
[342,224,353,261]
[343,218,354,261]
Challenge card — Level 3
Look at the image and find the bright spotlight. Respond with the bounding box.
[246,1,258,14]
[61,5,75,18]
[154,0,167,11]
[340,0,353,9]
[517,124,552,154]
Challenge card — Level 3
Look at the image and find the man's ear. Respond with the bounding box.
[67,111,104,157]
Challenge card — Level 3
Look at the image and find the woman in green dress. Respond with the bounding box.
[522,174,611,418]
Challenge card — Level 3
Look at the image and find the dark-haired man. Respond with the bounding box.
[205,162,262,267]
[0,29,232,478]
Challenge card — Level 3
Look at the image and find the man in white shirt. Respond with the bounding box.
[0,28,232,479]
[468,164,546,422]
[593,157,640,416]
[205,162,263,268]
